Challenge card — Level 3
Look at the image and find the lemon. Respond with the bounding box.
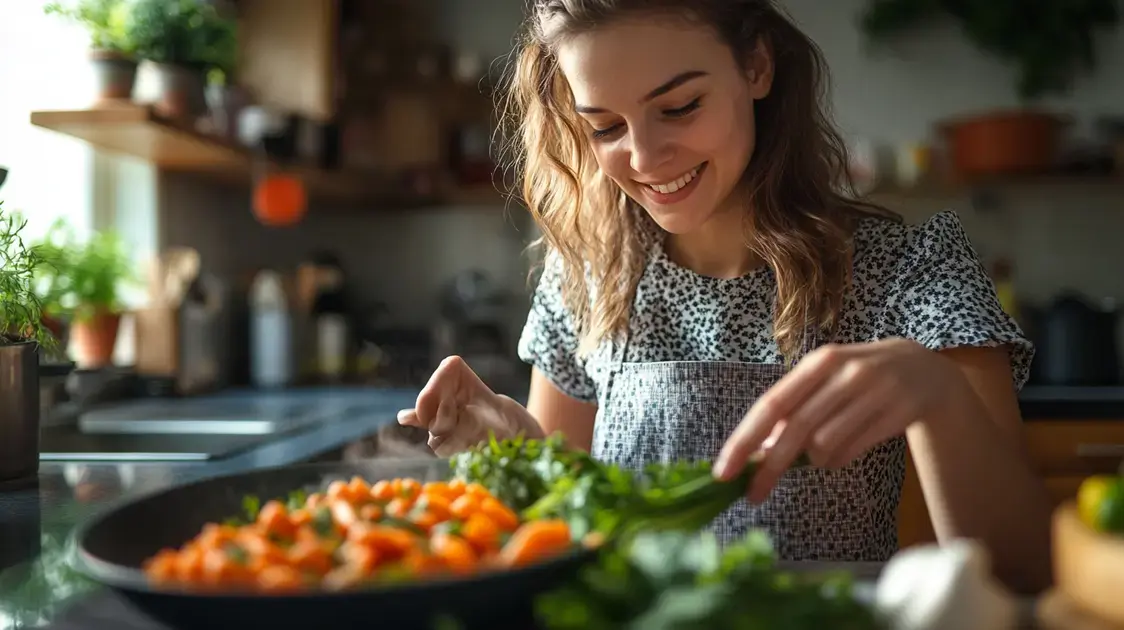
[1078,475,1116,529]
[1079,475,1124,533]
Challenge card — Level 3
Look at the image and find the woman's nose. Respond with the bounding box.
[628,127,674,175]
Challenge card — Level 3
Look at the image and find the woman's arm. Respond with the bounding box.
[526,367,599,452]
[907,344,1053,594]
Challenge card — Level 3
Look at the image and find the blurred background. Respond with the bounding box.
[1,0,1123,411]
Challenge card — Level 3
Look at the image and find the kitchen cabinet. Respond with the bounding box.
[236,0,338,121]
[897,419,1124,549]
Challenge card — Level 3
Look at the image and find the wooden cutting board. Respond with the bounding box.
[1038,591,1124,630]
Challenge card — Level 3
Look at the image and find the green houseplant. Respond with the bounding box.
[0,202,54,483]
[857,0,1120,178]
[128,0,239,121]
[44,0,139,102]
[35,222,133,369]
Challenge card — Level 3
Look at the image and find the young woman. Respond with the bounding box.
[398,0,1053,592]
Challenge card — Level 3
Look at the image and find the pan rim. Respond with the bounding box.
[69,458,598,599]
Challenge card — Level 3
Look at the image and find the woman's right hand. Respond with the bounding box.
[396,356,544,457]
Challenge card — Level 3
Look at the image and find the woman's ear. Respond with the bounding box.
[745,37,774,100]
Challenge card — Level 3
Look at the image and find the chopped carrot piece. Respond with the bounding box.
[370,480,395,501]
[500,520,572,567]
[479,497,520,531]
[461,513,500,552]
[450,494,480,520]
[430,533,477,574]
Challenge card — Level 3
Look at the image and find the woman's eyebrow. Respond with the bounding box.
[574,70,709,114]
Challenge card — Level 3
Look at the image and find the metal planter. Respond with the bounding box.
[0,342,40,483]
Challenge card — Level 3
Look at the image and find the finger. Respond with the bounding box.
[397,408,423,428]
[823,397,913,469]
[808,380,895,467]
[430,398,459,437]
[715,345,850,479]
[415,356,464,423]
[748,416,807,503]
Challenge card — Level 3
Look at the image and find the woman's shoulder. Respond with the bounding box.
[851,209,980,280]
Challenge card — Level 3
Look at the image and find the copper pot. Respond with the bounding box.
[939,109,1069,178]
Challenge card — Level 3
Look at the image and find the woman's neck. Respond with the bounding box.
[664,203,761,280]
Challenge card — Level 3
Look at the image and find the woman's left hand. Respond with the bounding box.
[714,337,965,502]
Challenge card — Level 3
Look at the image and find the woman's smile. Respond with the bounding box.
[636,162,707,206]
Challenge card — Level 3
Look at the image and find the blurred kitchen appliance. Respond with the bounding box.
[1027,292,1121,386]
[134,248,233,395]
[431,270,517,392]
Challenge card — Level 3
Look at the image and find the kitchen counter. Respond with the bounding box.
[1019,385,1124,420]
[0,382,1086,629]
[0,387,417,629]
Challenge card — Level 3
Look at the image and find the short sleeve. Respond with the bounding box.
[517,252,598,403]
[884,210,1035,390]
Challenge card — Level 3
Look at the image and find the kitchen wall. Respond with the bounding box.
[157,0,1124,333]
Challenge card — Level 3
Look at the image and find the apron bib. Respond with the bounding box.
[590,270,906,561]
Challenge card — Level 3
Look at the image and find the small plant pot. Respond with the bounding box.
[938,109,1069,178]
[0,341,40,483]
[205,82,252,141]
[89,49,138,102]
[148,61,208,122]
[70,310,121,369]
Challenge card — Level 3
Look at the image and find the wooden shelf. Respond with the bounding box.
[865,172,1124,200]
[29,104,508,208]
[31,104,247,170]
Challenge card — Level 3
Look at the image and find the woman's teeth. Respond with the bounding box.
[647,165,701,194]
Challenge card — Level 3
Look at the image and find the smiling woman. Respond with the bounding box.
[399,0,1055,595]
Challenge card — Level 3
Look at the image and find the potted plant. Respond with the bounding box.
[44,0,138,102]
[204,23,251,141]
[858,0,1119,178]
[0,202,55,483]
[127,0,239,121]
[40,224,133,369]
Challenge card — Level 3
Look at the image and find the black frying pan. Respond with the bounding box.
[71,459,597,630]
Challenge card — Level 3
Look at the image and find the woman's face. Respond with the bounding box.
[555,15,773,234]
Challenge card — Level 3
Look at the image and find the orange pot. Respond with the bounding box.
[71,310,121,369]
[940,109,1068,178]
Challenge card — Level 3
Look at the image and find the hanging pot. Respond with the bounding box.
[0,341,40,483]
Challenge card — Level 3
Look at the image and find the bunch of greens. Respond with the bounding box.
[0,203,52,347]
[536,529,884,630]
[450,433,809,541]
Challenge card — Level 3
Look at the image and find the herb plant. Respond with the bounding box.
[0,203,52,347]
[128,0,238,71]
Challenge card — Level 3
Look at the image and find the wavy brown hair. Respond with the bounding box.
[497,0,898,362]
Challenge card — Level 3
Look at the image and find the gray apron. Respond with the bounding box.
[590,271,907,562]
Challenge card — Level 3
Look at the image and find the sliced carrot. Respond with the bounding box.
[412,511,440,533]
[479,497,520,531]
[287,540,332,574]
[386,497,413,518]
[256,565,305,593]
[359,504,383,521]
[418,493,452,520]
[399,478,422,500]
[449,494,480,520]
[429,533,477,574]
[289,508,312,527]
[370,480,395,501]
[256,501,295,537]
[446,478,467,497]
[464,483,492,500]
[499,520,572,567]
[461,513,499,552]
[338,541,380,572]
[347,523,419,558]
[330,500,359,529]
[198,523,237,547]
[347,475,371,498]
[325,480,350,501]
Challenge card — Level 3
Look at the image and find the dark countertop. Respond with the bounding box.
[0,381,1107,628]
[0,386,417,629]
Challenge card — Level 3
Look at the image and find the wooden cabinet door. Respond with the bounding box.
[237,0,338,121]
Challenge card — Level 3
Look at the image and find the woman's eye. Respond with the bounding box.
[591,124,622,140]
[664,98,701,118]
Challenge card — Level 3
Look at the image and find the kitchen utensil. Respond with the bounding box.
[71,459,596,630]
[1028,292,1121,386]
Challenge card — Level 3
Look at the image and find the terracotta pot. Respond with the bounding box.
[939,109,1068,178]
[148,62,208,122]
[89,49,138,102]
[70,310,121,369]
